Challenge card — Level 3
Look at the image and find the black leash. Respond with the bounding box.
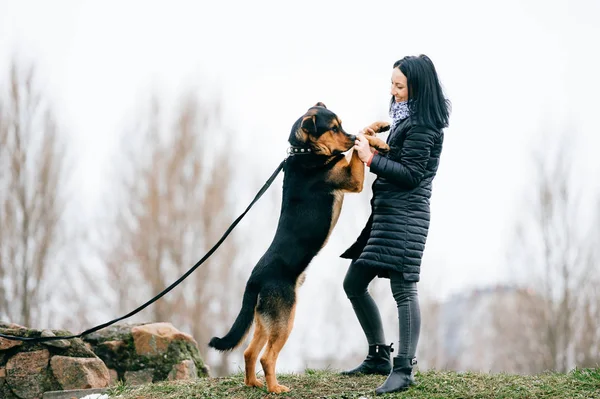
[0,157,288,343]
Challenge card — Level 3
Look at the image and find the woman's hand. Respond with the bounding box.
[354,135,375,163]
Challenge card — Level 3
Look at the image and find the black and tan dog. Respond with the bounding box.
[208,103,389,393]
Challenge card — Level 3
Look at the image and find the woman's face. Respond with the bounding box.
[390,67,408,102]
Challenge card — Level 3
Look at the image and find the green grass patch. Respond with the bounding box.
[105,367,600,399]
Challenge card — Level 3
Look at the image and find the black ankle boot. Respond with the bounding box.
[341,343,393,376]
[375,356,416,395]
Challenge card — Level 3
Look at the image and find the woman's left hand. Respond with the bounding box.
[354,135,374,163]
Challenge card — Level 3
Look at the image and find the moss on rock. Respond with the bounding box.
[84,322,208,384]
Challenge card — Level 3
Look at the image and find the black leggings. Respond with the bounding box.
[343,260,420,359]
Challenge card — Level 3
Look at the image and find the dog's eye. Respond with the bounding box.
[332,126,339,132]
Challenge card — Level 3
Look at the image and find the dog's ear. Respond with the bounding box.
[301,115,317,135]
[314,102,327,108]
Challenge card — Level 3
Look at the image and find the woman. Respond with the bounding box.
[340,54,450,395]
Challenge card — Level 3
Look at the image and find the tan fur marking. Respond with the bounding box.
[314,131,354,155]
[244,313,268,388]
[315,132,337,155]
[295,127,308,142]
[260,304,296,393]
[327,149,365,192]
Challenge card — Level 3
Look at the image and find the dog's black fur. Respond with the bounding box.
[208,103,389,393]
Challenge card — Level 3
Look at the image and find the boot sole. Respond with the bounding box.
[375,386,409,395]
[375,379,416,395]
[340,367,391,376]
[340,370,390,376]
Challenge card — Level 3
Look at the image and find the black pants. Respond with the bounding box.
[343,260,420,359]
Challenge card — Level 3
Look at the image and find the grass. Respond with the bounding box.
[105,367,600,399]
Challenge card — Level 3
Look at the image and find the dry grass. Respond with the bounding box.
[106,367,600,399]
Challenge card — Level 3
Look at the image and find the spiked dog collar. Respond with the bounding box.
[287,146,313,155]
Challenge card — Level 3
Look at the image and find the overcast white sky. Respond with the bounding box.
[1,0,599,370]
[2,0,600,293]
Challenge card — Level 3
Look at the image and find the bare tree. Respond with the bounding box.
[489,286,551,373]
[494,131,600,373]
[0,59,67,327]
[573,204,600,368]
[417,297,445,369]
[98,92,243,376]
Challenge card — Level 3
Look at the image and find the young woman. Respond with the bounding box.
[340,54,450,395]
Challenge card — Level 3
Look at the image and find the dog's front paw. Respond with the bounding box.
[376,143,391,153]
[365,136,390,153]
[366,121,391,134]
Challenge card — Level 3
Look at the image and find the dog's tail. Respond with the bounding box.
[208,280,260,351]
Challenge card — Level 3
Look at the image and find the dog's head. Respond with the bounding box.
[289,102,356,156]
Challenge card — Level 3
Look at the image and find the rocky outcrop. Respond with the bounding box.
[0,323,109,399]
[0,321,208,398]
[83,322,209,385]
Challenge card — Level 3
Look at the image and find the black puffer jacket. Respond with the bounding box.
[340,117,444,282]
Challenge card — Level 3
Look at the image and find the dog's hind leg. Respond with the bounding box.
[260,304,297,394]
[244,312,268,388]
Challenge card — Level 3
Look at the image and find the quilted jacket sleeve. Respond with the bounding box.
[369,125,437,189]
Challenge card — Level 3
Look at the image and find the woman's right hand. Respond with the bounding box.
[354,135,374,163]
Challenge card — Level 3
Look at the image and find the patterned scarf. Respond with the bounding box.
[389,100,411,131]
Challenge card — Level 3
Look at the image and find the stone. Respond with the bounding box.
[50,356,110,390]
[40,330,71,349]
[131,323,197,356]
[0,366,5,385]
[167,359,197,381]
[124,369,154,385]
[108,369,118,386]
[0,322,26,329]
[100,340,125,352]
[108,369,119,387]
[5,349,50,399]
[0,337,23,351]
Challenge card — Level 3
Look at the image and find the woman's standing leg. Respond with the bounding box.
[341,261,393,375]
[375,271,420,394]
[391,271,420,361]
